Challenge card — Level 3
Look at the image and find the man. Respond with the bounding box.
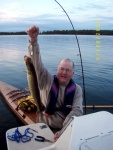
[26,26,83,140]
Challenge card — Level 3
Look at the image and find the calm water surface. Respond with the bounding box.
[0,35,113,149]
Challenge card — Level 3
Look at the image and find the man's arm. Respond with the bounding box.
[26,26,53,90]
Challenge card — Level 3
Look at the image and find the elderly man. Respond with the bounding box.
[26,26,83,139]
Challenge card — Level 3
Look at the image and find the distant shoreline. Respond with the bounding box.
[0,30,113,35]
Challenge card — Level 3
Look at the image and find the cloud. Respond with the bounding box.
[84,4,106,10]
[72,4,105,12]
[0,0,113,31]
[0,1,34,22]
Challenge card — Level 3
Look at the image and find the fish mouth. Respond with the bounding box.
[24,55,31,65]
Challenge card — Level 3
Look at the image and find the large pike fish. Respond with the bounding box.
[24,55,43,112]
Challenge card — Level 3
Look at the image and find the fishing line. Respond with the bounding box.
[54,0,86,114]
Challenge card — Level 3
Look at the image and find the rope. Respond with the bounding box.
[7,127,34,143]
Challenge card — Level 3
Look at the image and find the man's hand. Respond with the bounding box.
[54,130,61,142]
[26,26,39,43]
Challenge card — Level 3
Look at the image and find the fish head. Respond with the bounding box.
[24,55,32,65]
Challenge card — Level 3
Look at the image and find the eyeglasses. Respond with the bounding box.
[58,67,73,74]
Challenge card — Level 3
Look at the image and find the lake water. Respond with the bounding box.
[0,35,113,149]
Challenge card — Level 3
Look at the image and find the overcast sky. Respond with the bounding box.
[0,0,113,32]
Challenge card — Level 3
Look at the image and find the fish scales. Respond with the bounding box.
[24,55,42,112]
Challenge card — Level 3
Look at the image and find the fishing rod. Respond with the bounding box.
[54,0,87,114]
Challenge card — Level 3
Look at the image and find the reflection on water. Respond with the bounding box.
[1,49,20,63]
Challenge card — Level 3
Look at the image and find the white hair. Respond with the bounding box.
[59,58,75,69]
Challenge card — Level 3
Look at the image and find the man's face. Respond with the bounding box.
[57,60,74,86]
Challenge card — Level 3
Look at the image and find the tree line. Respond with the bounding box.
[0,30,113,35]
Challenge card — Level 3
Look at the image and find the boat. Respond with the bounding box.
[0,81,38,125]
[6,111,113,150]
